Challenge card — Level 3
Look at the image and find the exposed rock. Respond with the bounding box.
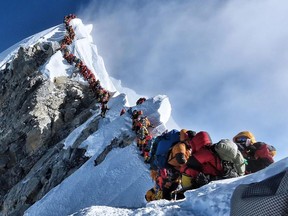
[0,44,100,215]
[1,142,90,215]
[94,132,135,166]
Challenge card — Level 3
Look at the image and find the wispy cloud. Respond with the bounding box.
[79,0,288,160]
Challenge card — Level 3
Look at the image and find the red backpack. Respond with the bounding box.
[189,131,212,153]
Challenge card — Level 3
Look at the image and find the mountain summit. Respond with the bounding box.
[0,15,287,216]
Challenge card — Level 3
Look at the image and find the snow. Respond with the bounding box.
[41,18,117,93]
[72,34,116,92]
[70,19,93,42]
[1,16,286,216]
[65,93,171,157]
[67,159,288,216]
[24,144,153,216]
[0,25,65,70]
[41,50,72,80]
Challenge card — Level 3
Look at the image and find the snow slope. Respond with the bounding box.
[25,157,288,216]
[24,90,172,216]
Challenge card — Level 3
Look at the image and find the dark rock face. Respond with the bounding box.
[0,44,100,215]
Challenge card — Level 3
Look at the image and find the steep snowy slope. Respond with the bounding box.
[24,94,173,216]
[26,156,288,216]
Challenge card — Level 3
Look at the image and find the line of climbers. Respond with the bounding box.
[125,102,277,202]
[60,14,278,202]
[60,14,110,117]
[144,130,276,202]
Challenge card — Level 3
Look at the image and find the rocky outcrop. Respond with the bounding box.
[94,133,135,166]
[0,44,100,215]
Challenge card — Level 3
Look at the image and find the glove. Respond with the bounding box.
[144,156,150,163]
[195,172,210,187]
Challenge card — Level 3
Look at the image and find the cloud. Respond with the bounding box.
[78,0,288,161]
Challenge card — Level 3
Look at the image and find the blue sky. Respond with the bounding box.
[1,0,287,161]
[0,0,92,52]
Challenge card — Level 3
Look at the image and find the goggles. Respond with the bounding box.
[236,137,252,146]
[235,137,248,143]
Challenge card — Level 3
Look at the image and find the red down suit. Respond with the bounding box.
[181,131,223,178]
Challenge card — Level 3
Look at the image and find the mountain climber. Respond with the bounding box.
[100,90,110,104]
[167,139,191,171]
[90,80,101,92]
[145,169,167,202]
[167,129,196,171]
[100,102,109,118]
[120,108,126,116]
[135,117,152,153]
[145,187,158,202]
[179,129,197,145]
[143,136,155,162]
[146,129,194,200]
[87,72,96,84]
[75,59,83,69]
[176,131,223,194]
[119,107,133,116]
[233,131,276,173]
[63,52,75,64]
[136,97,146,105]
[144,132,167,164]
[62,35,73,46]
[96,88,110,104]
[136,126,149,150]
[210,139,246,178]
[147,168,182,201]
[67,26,75,40]
[139,116,151,129]
[131,110,143,132]
[64,14,76,26]
[142,134,153,158]
[79,65,89,79]
[135,116,154,149]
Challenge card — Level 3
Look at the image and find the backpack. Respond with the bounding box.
[231,170,288,216]
[212,139,246,178]
[251,142,276,158]
[190,131,212,152]
[137,126,149,140]
[139,116,150,128]
[149,129,180,169]
[245,142,275,173]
